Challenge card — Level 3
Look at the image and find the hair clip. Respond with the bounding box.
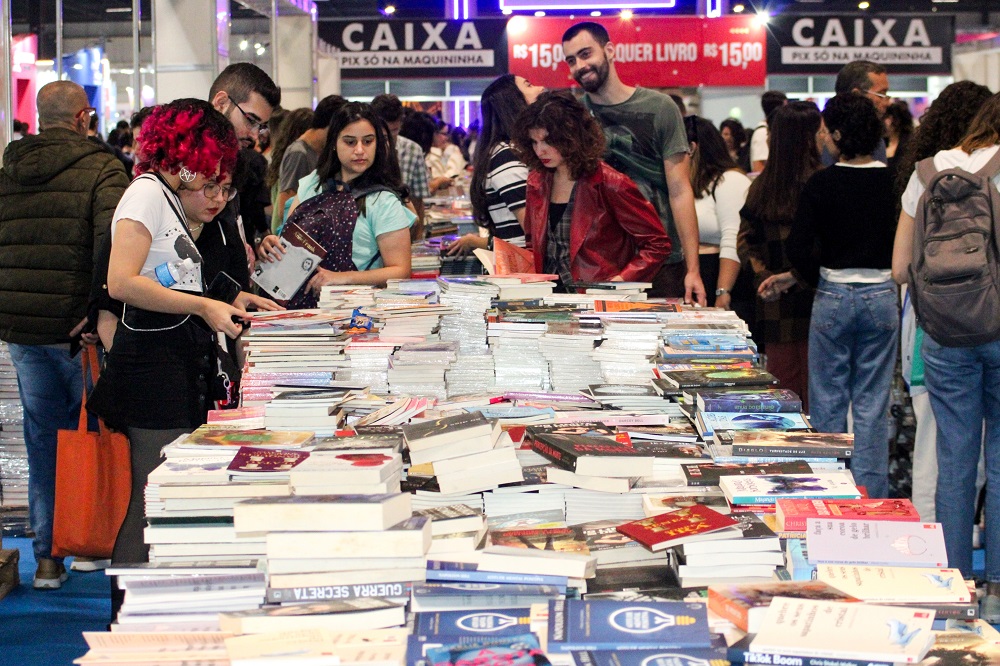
[179,166,196,183]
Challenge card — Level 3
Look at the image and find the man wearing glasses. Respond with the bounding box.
[828,60,891,164]
[0,80,129,589]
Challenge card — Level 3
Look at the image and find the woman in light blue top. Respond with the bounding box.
[258,103,414,307]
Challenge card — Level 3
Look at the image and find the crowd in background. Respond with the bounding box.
[2,20,1000,621]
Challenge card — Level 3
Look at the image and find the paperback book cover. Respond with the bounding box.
[698,412,811,436]
[402,413,491,451]
[749,597,936,664]
[413,609,534,639]
[659,368,778,389]
[547,599,712,651]
[730,431,854,459]
[642,494,732,517]
[695,388,802,414]
[179,427,314,449]
[531,434,706,476]
[425,634,542,666]
[816,565,971,603]
[266,581,412,604]
[227,447,310,475]
[251,221,327,301]
[570,648,730,666]
[681,461,813,487]
[424,561,567,589]
[805,519,949,567]
[719,473,861,506]
[727,635,895,666]
[707,580,860,633]
[488,526,589,554]
[776,498,921,532]
[570,520,659,565]
[616,506,739,552]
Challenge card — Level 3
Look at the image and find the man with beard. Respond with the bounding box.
[562,22,706,305]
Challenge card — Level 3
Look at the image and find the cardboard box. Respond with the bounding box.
[0,548,20,601]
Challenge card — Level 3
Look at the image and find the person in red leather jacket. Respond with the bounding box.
[511,91,671,287]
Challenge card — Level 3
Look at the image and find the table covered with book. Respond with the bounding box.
[75,277,997,666]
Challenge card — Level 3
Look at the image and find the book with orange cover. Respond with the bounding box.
[707,580,860,633]
[616,505,739,551]
[494,238,535,275]
[776,498,921,532]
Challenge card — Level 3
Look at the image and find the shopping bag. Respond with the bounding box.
[51,346,131,559]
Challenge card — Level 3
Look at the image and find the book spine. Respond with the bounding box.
[706,588,749,632]
[701,399,802,413]
[731,493,860,506]
[530,439,578,472]
[727,647,895,666]
[425,568,567,589]
[266,581,412,604]
[731,445,851,458]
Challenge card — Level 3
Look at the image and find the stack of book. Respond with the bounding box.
[537,322,604,392]
[488,320,551,392]
[592,319,662,384]
[342,337,400,394]
[263,387,364,435]
[414,504,487,555]
[437,277,497,354]
[288,450,403,496]
[115,571,266,632]
[670,512,784,587]
[387,341,459,401]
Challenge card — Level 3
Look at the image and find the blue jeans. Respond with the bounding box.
[8,343,85,562]
[922,334,1000,581]
[808,278,899,499]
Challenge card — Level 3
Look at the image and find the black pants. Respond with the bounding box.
[109,426,191,620]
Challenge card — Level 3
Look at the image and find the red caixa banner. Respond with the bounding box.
[507,16,766,89]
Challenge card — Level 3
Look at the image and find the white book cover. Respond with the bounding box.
[251,222,326,301]
[816,565,972,603]
[750,597,936,664]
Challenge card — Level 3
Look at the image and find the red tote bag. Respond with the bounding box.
[51,346,131,559]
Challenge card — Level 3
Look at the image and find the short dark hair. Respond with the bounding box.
[313,95,347,130]
[562,22,610,46]
[371,94,405,124]
[669,94,687,117]
[761,91,788,120]
[512,90,605,181]
[823,93,882,160]
[835,60,886,95]
[130,106,153,132]
[210,63,281,110]
[401,112,437,154]
[89,113,99,132]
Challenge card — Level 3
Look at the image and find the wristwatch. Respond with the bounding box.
[715,287,730,296]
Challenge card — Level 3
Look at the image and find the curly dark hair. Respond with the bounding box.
[720,117,748,149]
[822,93,883,160]
[884,100,914,147]
[892,81,993,201]
[136,98,238,180]
[511,90,605,181]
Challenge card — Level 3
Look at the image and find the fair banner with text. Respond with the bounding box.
[506,16,766,89]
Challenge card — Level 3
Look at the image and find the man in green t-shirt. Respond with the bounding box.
[561,22,706,306]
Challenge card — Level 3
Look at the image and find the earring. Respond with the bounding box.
[179,166,196,183]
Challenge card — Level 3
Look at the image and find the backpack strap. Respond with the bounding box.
[973,147,1000,180]
[915,156,939,190]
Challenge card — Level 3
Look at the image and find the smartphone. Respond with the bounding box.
[205,271,242,305]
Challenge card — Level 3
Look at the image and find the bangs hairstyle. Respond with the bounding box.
[744,101,822,222]
[317,102,407,202]
[471,74,532,227]
[136,98,238,180]
[512,90,605,181]
[822,93,882,160]
[959,93,1000,154]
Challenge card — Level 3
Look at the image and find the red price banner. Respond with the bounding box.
[507,16,766,89]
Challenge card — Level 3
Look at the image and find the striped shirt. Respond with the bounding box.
[485,143,528,247]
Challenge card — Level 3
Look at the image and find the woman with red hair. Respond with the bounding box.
[91,99,279,582]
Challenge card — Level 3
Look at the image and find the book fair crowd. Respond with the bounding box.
[2,17,1000,664]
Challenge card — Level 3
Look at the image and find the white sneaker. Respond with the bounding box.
[70,557,111,572]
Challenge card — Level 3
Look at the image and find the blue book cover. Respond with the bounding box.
[664,334,751,352]
[548,599,712,652]
[414,609,534,638]
[572,648,730,666]
[426,561,568,589]
[785,539,817,581]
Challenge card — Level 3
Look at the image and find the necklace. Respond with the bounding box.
[187,220,205,231]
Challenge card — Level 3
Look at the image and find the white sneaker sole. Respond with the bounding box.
[33,573,68,590]
[70,559,111,572]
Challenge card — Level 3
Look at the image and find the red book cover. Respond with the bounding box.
[227,446,311,473]
[776,498,920,533]
[616,505,739,551]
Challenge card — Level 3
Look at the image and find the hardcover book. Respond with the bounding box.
[695,388,802,414]
[730,431,854,459]
[816,565,972,603]
[616,505,739,552]
[749,597,936,664]
[805,519,949,568]
[547,598,712,651]
[719,473,861,506]
[776,498,921,532]
[681,461,813,487]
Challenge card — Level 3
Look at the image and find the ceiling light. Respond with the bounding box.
[502,8,513,14]
[858,1,870,8]
[105,7,131,12]
[621,9,634,19]
[733,3,745,11]
[591,10,601,15]
[239,40,249,51]
[534,10,545,16]
[754,11,770,26]
[382,4,396,14]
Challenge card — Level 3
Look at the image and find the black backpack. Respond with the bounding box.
[908,150,1000,347]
